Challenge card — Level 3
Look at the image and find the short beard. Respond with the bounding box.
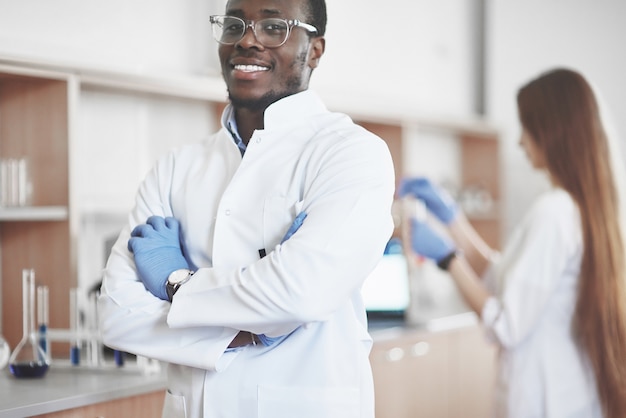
[228,90,287,112]
[228,51,309,112]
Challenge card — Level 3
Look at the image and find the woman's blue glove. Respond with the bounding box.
[410,218,456,264]
[398,177,458,224]
[128,216,190,301]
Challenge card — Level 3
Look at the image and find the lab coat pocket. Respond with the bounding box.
[257,385,360,418]
[162,390,187,418]
[263,197,304,250]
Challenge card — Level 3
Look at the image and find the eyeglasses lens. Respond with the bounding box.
[212,16,290,47]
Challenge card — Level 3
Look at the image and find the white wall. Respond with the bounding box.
[0,0,216,75]
[313,0,477,119]
[486,0,626,237]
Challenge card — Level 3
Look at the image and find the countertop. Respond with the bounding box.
[0,364,167,418]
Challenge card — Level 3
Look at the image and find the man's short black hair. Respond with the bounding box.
[304,0,327,36]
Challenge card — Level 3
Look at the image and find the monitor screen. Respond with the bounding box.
[361,253,410,316]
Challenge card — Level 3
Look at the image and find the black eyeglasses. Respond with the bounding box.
[210,15,318,48]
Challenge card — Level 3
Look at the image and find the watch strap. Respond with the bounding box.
[166,269,194,302]
[166,281,178,302]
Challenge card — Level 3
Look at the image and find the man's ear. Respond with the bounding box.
[308,37,325,69]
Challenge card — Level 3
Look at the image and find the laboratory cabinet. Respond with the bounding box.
[32,390,164,418]
[370,323,497,418]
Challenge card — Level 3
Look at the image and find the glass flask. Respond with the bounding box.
[8,269,50,378]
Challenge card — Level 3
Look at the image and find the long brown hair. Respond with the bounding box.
[517,68,626,417]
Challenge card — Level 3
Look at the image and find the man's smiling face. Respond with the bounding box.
[218,0,323,111]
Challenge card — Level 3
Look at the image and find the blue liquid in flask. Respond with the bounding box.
[10,361,49,378]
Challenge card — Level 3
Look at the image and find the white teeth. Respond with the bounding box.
[234,64,269,72]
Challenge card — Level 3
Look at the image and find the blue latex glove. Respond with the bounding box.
[281,211,307,243]
[410,218,456,264]
[398,177,458,224]
[128,216,189,301]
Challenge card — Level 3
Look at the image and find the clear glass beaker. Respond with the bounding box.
[8,269,50,378]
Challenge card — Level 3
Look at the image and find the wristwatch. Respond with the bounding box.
[166,269,194,302]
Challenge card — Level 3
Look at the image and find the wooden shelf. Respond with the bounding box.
[0,206,68,221]
[0,66,72,357]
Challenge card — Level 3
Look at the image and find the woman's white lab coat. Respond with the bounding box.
[481,188,601,417]
[98,90,396,418]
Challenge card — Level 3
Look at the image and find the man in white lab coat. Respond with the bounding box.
[98,0,395,416]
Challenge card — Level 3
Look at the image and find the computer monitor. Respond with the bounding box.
[361,253,410,320]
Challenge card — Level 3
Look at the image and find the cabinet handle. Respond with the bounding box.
[384,347,405,362]
[410,341,430,357]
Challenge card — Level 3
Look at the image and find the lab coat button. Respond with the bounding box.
[256,137,262,143]
[225,209,231,216]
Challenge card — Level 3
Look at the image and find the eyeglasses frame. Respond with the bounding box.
[209,15,319,48]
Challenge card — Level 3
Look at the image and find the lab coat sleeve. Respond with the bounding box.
[98,150,238,371]
[480,192,580,348]
[168,130,396,337]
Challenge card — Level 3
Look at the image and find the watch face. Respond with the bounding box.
[168,269,192,284]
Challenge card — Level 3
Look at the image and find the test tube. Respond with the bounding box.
[69,288,80,365]
[2,159,18,206]
[17,158,31,206]
[37,285,49,360]
[8,159,18,206]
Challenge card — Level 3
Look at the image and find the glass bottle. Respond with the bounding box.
[8,269,50,378]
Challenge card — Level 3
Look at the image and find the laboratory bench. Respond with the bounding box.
[0,294,494,418]
[0,365,166,418]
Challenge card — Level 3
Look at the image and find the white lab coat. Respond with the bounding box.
[481,188,602,418]
[98,90,396,418]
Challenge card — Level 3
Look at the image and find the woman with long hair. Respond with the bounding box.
[400,68,626,417]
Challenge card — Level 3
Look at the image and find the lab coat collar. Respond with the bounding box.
[263,90,327,130]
